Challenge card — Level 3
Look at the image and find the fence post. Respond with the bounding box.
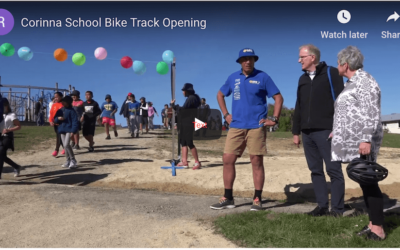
[28,88,31,122]
[8,88,11,100]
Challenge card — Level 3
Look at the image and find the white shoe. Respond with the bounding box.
[61,162,70,168]
[69,161,78,169]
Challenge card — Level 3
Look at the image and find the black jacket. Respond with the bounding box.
[292,62,344,135]
[35,102,42,116]
[119,98,131,118]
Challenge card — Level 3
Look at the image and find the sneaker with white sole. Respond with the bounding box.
[69,160,78,169]
[210,197,236,210]
[250,197,263,211]
[14,165,22,177]
[61,161,70,168]
[193,161,201,170]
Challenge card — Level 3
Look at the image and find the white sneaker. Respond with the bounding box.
[69,161,78,169]
[61,162,70,168]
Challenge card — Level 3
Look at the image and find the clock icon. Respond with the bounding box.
[338,10,351,24]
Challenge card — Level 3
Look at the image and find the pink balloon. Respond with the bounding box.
[94,47,107,60]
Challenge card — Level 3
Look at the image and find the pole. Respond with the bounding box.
[55,82,58,91]
[28,88,31,122]
[171,57,176,161]
[69,85,72,94]
[8,88,11,100]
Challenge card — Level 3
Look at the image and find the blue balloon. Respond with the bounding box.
[18,47,33,61]
[162,50,174,64]
[133,61,147,75]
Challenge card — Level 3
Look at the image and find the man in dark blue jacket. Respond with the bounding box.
[292,44,345,217]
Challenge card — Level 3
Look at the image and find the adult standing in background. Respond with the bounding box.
[332,46,385,240]
[120,93,133,134]
[82,91,102,152]
[70,90,84,150]
[35,98,45,126]
[49,92,65,157]
[292,44,345,217]
[139,97,149,134]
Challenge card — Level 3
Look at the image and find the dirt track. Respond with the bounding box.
[1,129,400,247]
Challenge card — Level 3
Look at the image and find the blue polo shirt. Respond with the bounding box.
[220,68,280,129]
[101,101,118,119]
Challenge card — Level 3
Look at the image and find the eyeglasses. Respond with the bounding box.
[299,55,313,60]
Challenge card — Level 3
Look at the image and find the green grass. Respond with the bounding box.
[12,125,106,152]
[382,133,400,148]
[267,131,400,149]
[268,131,294,139]
[214,211,400,247]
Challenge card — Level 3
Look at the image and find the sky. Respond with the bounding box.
[0,1,400,126]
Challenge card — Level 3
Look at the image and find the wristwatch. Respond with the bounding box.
[267,116,279,124]
[224,113,230,119]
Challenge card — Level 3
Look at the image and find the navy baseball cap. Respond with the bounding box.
[236,48,259,63]
[105,94,111,100]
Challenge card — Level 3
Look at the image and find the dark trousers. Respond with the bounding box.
[54,126,64,151]
[302,129,345,213]
[0,136,20,178]
[37,113,44,126]
[360,155,384,225]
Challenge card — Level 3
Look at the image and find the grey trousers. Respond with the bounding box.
[149,115,154,130]
[61,133,76,165]
[126,117,132,133]
[129,114,140,135]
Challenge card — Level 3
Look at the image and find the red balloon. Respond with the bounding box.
[120,56,133,69]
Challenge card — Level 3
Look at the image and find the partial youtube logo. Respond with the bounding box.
[178,108,222,141]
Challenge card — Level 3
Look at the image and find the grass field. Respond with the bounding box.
[214,211,400,247]
[11,125,106,153]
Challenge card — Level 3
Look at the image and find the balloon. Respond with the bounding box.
[94,47,107,60]
[72,52,86,66]
[156,61,169,75]
[18,47,33,61]
[162,50,174,64]
[120,56,133,69]
[133,61,146,75]
[0,43,15,57]
[54,48,68,62]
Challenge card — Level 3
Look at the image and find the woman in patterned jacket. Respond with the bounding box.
[331,46,385,241]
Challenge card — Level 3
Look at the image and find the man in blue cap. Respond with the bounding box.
[211,48,284,211]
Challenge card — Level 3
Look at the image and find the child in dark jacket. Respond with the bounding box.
[54,95,79,169]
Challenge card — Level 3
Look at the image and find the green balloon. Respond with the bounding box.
[0,43,15,57]
[72,52,86,66]
[156,61,169,75]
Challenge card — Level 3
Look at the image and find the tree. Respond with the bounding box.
[267,104,295,132]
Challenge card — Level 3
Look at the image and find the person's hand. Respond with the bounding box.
[225,114,232,124]
[80,117,84,122]
[359,142,371,155]
[293,135,301,148]
[2,129,9,134]
[58,117,64,121]
[50,122,54,126]
[171,99,175,104]
[259,118,276,127]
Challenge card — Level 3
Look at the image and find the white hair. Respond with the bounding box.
[299,44,320,64]
[337,46,364,70]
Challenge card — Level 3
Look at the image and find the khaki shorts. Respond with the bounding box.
[224,127,267,157]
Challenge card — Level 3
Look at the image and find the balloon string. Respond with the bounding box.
[30,52,163,63]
